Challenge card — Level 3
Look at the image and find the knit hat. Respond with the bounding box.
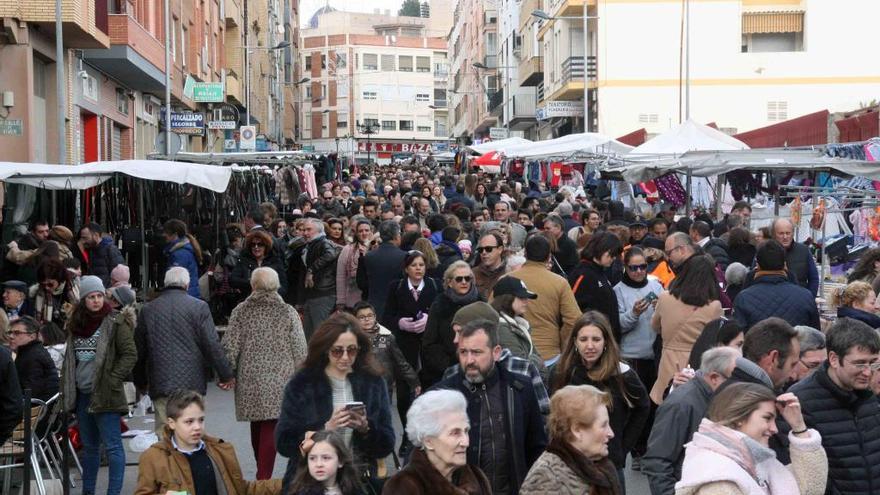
[451,302,499,327]
[79,276,105,300]
[108,286,136,307]
[110,265,131,288]
[458,239,472,257]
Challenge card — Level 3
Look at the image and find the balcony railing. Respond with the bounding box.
[433,99,448,108]
[483,55,498,69]
[537,82,545,102]
[512,94,536,119]
[561,56,598,83]
[488,90,504,112]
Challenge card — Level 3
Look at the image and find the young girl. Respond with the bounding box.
[289,430,364,495]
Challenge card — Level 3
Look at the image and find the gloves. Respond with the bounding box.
[398,315,428,334]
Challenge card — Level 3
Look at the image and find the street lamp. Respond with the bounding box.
[243,41,291,126]
[531,9,600,132]
[356,121,380,165]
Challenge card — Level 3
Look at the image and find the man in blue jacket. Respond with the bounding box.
[733,239,820,330]
[434,319,547,495]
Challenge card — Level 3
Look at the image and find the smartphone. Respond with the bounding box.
[643,292,658,304]
[344,401,365,413]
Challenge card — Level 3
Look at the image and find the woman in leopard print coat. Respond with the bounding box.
[222,267,308,479]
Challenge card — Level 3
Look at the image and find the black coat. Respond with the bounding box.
[732,274,820,330]
[568,260,622,342]
[728,243,756,268]
[302,236,340,297]
[381,278,439,335]
[229,250,288,300]
[419,290,482,388]
[555,234,580,275]
[790,362,880,495]
[87,237,125,287]
[357,242,406,320]
[559,362,651,469]
[434,364,548,494]
[275,367,395,492]
[837,306,880,329]
[0,346,22,446]
[703,238,731,270]
[13,340,59,402]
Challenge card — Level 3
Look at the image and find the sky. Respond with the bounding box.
[299,0,406,27]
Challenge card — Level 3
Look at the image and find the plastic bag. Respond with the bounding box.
[129,431,159,453]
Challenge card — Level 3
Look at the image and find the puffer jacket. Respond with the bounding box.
[135,427,281,495]
[790,362,880,495]
[61,306,138,413]
[732,274,820,329]
[836,306,880,329]
[87,236,124,287]
[164,238,201,298]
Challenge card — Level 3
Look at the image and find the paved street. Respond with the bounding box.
[82,383,651,494]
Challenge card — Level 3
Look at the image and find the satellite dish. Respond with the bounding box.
[155,131,183,156]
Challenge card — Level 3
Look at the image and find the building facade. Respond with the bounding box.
[299,2,452,163]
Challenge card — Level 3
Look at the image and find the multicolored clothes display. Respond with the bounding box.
[653,173,687,207]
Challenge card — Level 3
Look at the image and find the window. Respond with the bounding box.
[382,120,397,131]
[322,84,327,99]
[304,112,311,131]
[741,12,804,53]
[171,18,178,61]
[415,93,430,102]
[322,112,329,129]
[204,32,209,68]
[742,32,803,53]
[336,53,347,69]
[305,86,312,98]
[83,75,98,101]
[337,112,348,129]
[321,55,326,69]
[305,55,311,70]
[363,54,378,70]
[363,117,379,127]
[767,101,788,122]
[116,88,129,114]
[416,56,431,72]
[399,56,413,72]
[399,120,413,131]
[337,79,349,98]
[638,113,659,124]
[363,91,378,100]
[417,125,431,132]
[181,26,188,67]
[381,55,395,72]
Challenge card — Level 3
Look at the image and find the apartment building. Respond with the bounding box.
[530,0,880,140]
[299,2,452,163]
[495,0,538,139]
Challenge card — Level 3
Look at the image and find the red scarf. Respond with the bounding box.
[73,302,113,338]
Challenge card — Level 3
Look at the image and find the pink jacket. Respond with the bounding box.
[675,419,827,495]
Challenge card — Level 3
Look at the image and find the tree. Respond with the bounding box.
[398,0,421,17]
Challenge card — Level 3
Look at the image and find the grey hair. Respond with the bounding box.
[725,262,749,286]
[250,267,280,292]
[305,217,325,234]
[794,325,826,356]
[699,346,739,375]
[164,266,190,289]
[443,260,472,285]
[405,389,469,448]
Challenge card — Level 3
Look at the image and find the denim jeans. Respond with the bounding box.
[76,392,125,495]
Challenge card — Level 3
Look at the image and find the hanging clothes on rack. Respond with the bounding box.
[653,173,687,207]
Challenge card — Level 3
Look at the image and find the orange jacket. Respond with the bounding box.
[650,260,676,289]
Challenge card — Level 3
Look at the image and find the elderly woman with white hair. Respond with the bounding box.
[221,267,308,480]
[382,389,491,494]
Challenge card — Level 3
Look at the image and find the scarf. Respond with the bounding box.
[621,270,648,289]
[545,437,621,495]
[691,419,775,487]
[445,284,479,305]
[73,301,113,338]
[345,242,370,279]
[755,269,787,279]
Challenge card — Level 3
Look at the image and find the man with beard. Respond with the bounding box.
[434,319,547,495]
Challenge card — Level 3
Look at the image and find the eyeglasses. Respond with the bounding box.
[476,246,499,254]
[844,359,880,372]
[627,264,648,272]
[5,331,29,337]
[251,242,266,248]
[453,275,473,283]
[664,245,683,257]
[330,345,360,358]
[356,314,376,321]
[799,359,823,370]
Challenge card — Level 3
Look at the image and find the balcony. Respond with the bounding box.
[225,0,242,27]
[518,56,543,87]
[5,0,110,48]
[562,56,597,83]
[482,55,498,69]
[81,13,166,93]
[226,71,243,105]
[433,99,448,108]
[488,90,504,114]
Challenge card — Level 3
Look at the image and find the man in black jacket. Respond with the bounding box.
[7,316,58,402]
[357,220,406,320]
[434,319,547,495]
[301,218,340,338]
[772,218,819,295]
[0,345,22,446]
[689,220,730,269]
[790,317,880,495]
[83,222,124,287]
[544,213,579,275]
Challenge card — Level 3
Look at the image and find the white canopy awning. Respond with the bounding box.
[628,119,749,156]
[604,149,880,183]
[501,132,633,159]
[467,137,533,155]
[0,160,233,192]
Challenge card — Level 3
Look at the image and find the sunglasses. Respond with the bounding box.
[476,246,499,254]
[330,345,360,358]
[251,243,266,248]
[454,275,473,283]
[627,264,648,272]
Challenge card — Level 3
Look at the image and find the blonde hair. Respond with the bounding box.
[833,281,874,308]
[412,238,439,269]
[548,385,610,443]
[706,382,776,429]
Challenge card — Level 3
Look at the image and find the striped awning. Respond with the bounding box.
[742,11,804,34]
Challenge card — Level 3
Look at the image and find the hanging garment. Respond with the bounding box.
[653,173,687,207]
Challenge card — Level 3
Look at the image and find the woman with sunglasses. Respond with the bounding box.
[230,230,288,302]
[612,247,664,392]
[30,258,79,332]
[420,260,482,388]
[569,232,623,341]
[276,313,394,493]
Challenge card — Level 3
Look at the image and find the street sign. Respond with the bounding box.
[155,131,183,154]
[536,101,584,120]
[0,119,23,136]
[489,127,509,139]
[224,139,237,151]
[193,82,224,103]
[160,110,205,135]
[207,120,236,129]
[240,125,256,150]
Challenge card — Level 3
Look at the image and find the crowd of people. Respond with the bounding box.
[2,162,880,495]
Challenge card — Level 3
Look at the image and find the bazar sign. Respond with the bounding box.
[536,100,584,120]
[357,142,435,153]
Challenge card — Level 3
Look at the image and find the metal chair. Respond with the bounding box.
[0,399,52,495]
